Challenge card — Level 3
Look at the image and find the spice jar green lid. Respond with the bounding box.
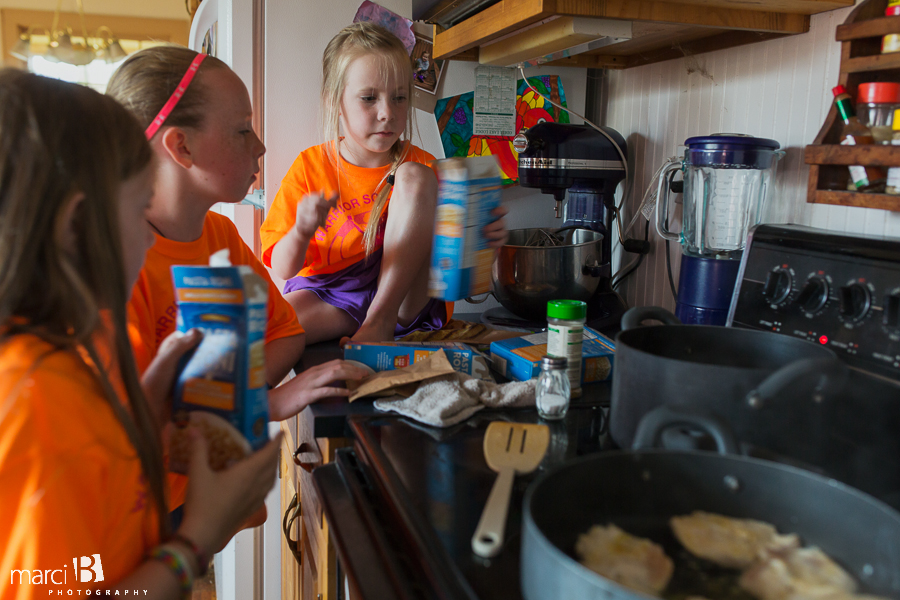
[547,299,587,320]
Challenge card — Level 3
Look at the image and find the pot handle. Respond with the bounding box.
[465,292,495,304]
[621,306,683,330]
[745,357,849,409]
[582,260,603,277]
[632,405,740,455]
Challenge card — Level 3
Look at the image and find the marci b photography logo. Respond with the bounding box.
[74,555,104,583]
[8,553,150,595]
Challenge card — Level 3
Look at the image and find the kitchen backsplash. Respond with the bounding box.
[601,2,900,314]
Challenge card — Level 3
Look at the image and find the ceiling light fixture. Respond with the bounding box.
[10,0,129,66]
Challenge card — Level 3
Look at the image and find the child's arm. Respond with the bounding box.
[265,332,305,386]
[106,430,283,597]
[270,191,339,280]
[484,205,510,249]
[268,359,369,420]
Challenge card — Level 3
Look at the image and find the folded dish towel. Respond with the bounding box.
[373,373,537,427]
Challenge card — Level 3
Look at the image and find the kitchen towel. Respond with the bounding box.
[373,372,536,427]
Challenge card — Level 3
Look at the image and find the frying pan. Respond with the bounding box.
[520,407,900,600]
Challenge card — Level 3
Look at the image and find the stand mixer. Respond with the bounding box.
[488,122,628,333]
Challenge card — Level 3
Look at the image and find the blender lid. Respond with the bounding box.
[685,133,780,150]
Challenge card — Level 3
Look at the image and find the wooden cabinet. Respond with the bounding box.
[431,0,854,69]
[280,412,351,600]
[280,420,301,600]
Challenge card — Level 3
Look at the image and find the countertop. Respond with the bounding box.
[293,323,612,439]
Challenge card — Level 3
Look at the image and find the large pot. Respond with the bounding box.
[491,227,604,321]
[521,408,900,600]
[610,306,847,450]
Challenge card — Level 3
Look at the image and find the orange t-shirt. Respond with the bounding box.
[128,211,305,509]
[129,211,305,375]
[260,143,436,277]
[0,334,161,598]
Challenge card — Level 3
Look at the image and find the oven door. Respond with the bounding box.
[313,447,478,600]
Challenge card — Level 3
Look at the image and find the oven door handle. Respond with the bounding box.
[282,492,302,565]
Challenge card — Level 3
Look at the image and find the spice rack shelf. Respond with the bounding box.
[805,0,900,211]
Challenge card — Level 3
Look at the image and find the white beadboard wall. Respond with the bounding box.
[601,3,900,314]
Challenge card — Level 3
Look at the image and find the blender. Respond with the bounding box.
[656,134,783,326]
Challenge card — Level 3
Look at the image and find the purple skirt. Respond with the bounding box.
[283,248,447,337]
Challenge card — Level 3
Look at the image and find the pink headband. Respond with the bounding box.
[144,53,207,140]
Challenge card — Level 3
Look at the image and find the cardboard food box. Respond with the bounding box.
[489,326,616,384]
[343,341,492,381]
[167,264,269,473]
[428,155,502,302]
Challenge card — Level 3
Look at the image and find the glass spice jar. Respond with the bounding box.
[546,299,587,398]
[857,82,900,144]
[536,355,570,421]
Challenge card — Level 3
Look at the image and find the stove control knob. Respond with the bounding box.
[797,276,829,314]
[762,268,791,305]
[883,291,900,329]
[839,283,871,322]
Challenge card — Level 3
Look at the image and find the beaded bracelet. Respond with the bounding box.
[170,532,209,576]
[147,545,193,598]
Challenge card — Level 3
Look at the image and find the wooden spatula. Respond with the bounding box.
[471,421,550,558]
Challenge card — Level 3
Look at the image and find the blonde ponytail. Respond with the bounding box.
[321,22,415,256]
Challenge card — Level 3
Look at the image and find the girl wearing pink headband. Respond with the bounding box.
[107,46,367,531]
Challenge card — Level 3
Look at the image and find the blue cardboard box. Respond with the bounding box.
[169,264,269,472]
[343,341,492,380]
[489,326,615,383]
[428,156,502,301]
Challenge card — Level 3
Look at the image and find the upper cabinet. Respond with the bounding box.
[431,0,854,69]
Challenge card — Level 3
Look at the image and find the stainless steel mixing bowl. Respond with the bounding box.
[491,228,605,321]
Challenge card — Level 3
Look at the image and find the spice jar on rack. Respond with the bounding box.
[857,82,900,144]
[883,5,900,54]
[833,85,887,193]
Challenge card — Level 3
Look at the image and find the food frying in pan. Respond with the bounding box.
[739,546,857,600]
[575,513,889,600]
[671,512,800,569]
[575,524,674,595]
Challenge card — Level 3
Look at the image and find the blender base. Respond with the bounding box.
[675,254,741,326]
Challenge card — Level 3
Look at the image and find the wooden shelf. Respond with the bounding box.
[807,190,900,210]
[806,144,900,167]
[806,0,900,212]
[432,0,853,69]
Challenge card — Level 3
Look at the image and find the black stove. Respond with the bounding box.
[314,224,900,600]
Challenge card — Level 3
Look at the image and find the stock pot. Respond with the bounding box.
[610,307,847,450]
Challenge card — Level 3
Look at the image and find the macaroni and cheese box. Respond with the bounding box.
[343,341,492,381]
[168,264,269,473]
[428,155,502,301]
[489,326,616,384]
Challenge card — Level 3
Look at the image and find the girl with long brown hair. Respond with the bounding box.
[0,70,280,599]
[261,22,509,344]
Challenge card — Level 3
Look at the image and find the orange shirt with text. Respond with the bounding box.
[129,211,305,375]
[260,143,436,277]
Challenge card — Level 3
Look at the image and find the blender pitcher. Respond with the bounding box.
[655,134,783,325]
